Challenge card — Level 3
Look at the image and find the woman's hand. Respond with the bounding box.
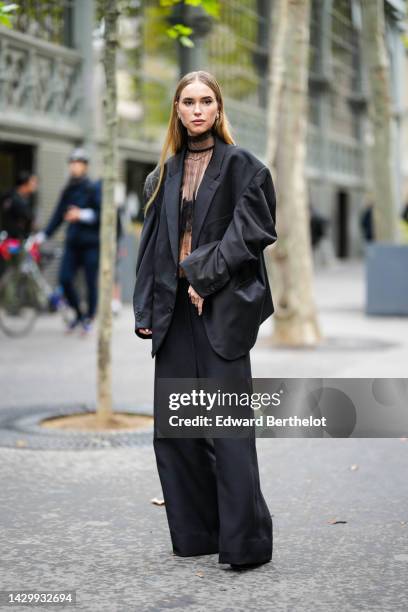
[188,285,204,316]
[137,328,152,335]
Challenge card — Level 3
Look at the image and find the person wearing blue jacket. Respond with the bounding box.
[36,148,102,334]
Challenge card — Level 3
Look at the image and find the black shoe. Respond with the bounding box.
[230,559,270,571]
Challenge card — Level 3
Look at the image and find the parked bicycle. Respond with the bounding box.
[0,230,71,337]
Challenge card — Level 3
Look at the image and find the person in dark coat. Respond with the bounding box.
[401,202,408,224]
[35,148,102,334]
[133,71,277,570]
[309,204,329,249]
[360,203,374,242]
[0,171,38,239]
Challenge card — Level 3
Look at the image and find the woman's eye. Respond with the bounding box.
[183,100,213,106]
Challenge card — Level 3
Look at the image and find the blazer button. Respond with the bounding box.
[167,306,173,313]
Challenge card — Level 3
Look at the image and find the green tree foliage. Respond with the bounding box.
[160,0,220,45]
[0,2,17,27]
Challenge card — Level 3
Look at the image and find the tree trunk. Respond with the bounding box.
[265,0,289,167]
[361,0,398,243]
[97,0,119,421]
[267,0,321,346]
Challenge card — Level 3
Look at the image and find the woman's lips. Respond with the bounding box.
[192,120,205,124]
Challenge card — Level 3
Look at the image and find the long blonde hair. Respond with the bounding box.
[144,70,235,215]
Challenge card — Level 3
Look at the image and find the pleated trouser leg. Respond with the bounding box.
[153,277,273,564]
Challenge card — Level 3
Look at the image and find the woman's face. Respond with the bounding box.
[176,80,219,137]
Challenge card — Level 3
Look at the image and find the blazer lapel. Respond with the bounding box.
[164,147,186,267]
[164,132,229,266]
[191,134,228,250]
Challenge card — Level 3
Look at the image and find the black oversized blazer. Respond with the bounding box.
[133,132,278,360]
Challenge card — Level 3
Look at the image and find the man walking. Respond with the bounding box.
[36,148,102,334]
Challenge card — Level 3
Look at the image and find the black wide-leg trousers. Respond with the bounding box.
[153,277,273,565]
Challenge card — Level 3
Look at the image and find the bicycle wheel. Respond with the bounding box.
[0,268,38,337]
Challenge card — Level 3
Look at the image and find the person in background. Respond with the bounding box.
[400,201,408,243]
[35,148,101,335]
[0,171,38,240]
[402,202,408,223]
[360,201,374,243]
[309,204,329,250]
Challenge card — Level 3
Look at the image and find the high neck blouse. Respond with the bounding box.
[178,128,215,278]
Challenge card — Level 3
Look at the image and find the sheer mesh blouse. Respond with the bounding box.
[178,128,215,278]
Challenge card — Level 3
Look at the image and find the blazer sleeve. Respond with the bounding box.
[133,166,161,338]
[179,165,277,298]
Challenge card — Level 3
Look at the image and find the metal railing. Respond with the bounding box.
[0,25,83,134]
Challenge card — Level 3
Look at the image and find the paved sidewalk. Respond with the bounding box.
[0,439,407,611]
[0,260,407,611]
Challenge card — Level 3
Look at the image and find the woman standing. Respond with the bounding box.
[133,71,277,570]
